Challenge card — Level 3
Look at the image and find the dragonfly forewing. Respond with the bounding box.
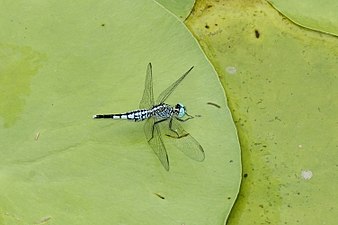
[156,66,194,104]
[139,63,155,109]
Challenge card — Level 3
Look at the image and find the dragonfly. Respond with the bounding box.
[93,63,205,171]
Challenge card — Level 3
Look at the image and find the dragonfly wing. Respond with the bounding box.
[156,66,194,104]
[139,63,155,109]
[161,118,205,162]
[144,117,170,171]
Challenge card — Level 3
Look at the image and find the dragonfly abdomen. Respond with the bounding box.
[93,109,152,122]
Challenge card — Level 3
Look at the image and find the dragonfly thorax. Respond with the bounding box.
[151,103,186,119]
[151,103,175,120]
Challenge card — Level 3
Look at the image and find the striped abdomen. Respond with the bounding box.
[93,109,152,122]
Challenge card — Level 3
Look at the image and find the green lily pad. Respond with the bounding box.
[268,0,338,36]
[0,1,241,224]
[187,0,337,224]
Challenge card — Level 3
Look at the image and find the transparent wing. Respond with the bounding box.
[156,66,194,104]
[139,63,155,109]
[160,118,205,162]
[144,117,170,171]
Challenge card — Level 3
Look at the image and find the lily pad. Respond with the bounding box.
[186,0,338,224]
[268,0,338,36]
[0,1,241,224]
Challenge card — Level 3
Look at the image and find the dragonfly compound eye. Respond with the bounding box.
[176,103,186,118]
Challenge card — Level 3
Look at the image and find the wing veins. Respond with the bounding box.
[144,118,170,171]
[156,66,194,104]
[139,63,154,109]
[161,119,205,162]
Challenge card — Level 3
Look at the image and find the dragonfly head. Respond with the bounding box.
[175,103,186,118]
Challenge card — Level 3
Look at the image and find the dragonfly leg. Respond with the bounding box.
[166,118,189,139]
[149,118,168,141]
[176,112,194,122]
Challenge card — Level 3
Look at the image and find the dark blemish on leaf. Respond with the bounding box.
[207,102,221,108]
[268,116,281,122]
[154,193,165,199]
[275,116,281,121]
[255,29,260,38]
[205,24,210,29]
[101,23,105,27]
[243,173,248,178]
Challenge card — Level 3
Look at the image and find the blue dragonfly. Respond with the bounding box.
[93,63,205,171]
